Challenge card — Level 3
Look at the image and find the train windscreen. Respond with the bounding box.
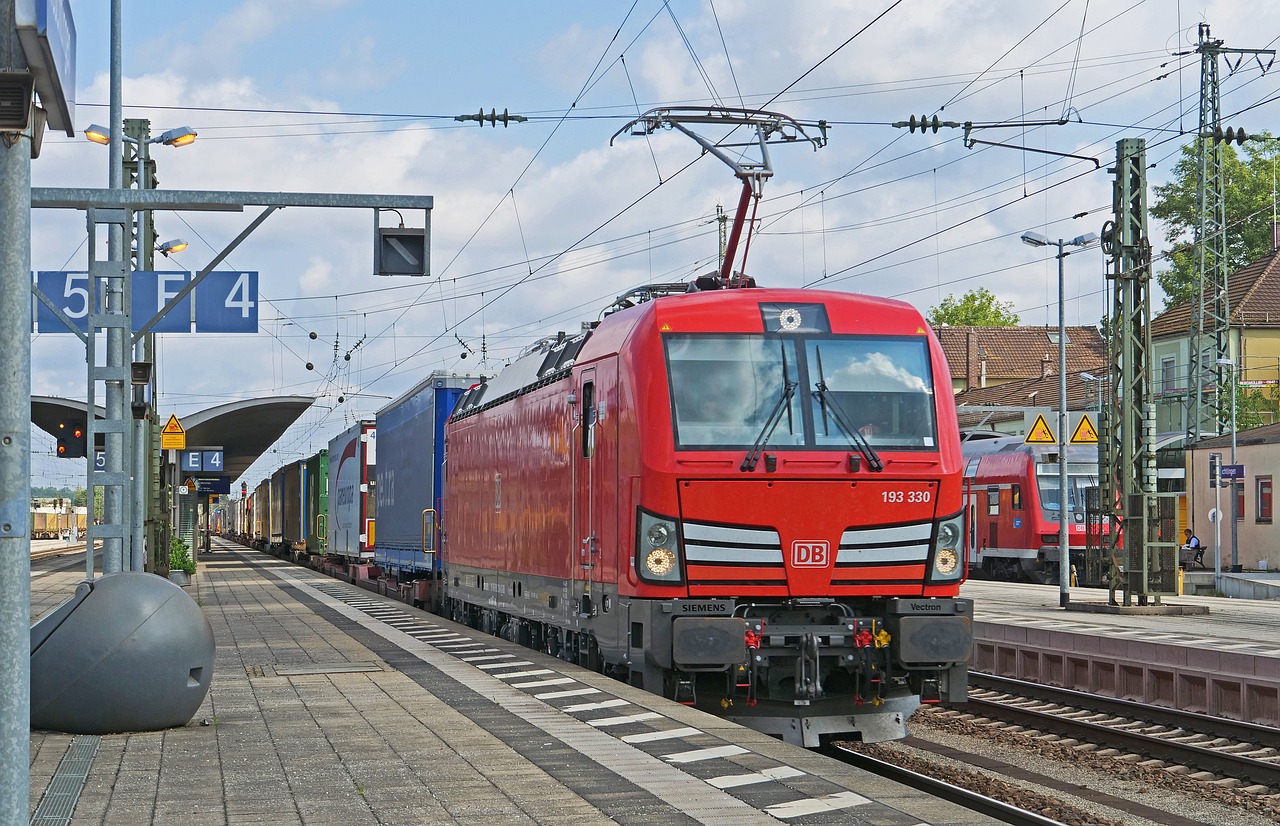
[665,334,937,450]
[1035,463,1099,514]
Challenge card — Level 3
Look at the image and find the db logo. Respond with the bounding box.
[791,540,830,567]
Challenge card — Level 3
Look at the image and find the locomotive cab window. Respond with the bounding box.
[666,336,802,448]
[664,333,937,451]
[806,338,936,449]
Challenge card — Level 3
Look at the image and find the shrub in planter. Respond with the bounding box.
[170,537,196,576]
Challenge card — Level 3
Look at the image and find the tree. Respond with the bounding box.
[927,287,1020,326]
[1237,385,1279,431]
[1150,134,1279,308]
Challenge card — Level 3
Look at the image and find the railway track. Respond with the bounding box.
[31,542,88,562]
[960,673,1280,790]
[822,742,1071,825]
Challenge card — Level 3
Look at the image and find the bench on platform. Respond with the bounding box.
[1179,546,1207,569]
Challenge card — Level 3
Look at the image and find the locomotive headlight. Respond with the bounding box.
[929,512,965,582]
[637,509,683,583]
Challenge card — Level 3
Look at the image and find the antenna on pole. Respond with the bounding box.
[612,107,828,284]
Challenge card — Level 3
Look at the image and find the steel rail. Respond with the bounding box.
[963,674,1280,788]
[822,743,1069,826]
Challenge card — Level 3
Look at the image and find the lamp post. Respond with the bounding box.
[83,122,197,571]
[1216,357,1240,573]
[1022,230,1099,608]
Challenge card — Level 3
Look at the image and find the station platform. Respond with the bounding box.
[961,579,1280,724]
[29,541,1004,826]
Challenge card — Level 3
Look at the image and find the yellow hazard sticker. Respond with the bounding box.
[1024,413,1056,444]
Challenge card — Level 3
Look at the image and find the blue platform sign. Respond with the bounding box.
[180,449,225,474]
[195,477,231,495]
[34,271,258,333]
[193,271,257,333]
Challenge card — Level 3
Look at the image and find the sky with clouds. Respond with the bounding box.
[28,0,1280,488]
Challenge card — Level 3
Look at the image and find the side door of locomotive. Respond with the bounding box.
[573,365,617,626]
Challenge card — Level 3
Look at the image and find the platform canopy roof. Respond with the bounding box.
[32,396,314,482]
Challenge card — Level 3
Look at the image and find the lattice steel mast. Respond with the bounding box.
[1102,139,1169,603]
[1187,24,1276,443]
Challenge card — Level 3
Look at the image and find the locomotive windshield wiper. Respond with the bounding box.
[812,347,884,472]
[742,347,796,472]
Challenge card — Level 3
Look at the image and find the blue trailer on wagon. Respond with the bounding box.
[373,371,479,589]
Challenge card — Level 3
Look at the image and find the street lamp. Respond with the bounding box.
[1216,356,1240,573]
[1022,230,1099,608]
[84,123,198,194]
[156,239,188,257]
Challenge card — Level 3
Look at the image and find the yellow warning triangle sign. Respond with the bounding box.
[1024,413,1057,444]
[1070,413,1099,444]
[161,414,185,435]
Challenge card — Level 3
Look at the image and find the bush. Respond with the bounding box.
[170,537,196,575]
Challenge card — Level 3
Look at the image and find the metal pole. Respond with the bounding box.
[1212,452,1222,593]
[130,134,149,571]
[0,13,34,813]
[100,0,127,574]
[1057,241,1070,607]
[1230,362,1240,572]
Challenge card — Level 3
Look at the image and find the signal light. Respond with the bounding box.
[55,419,87,459]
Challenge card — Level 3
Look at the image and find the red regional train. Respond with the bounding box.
[442,277,972,746]
[960,435,1110,583]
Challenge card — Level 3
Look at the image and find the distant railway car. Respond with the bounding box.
[304,450,329,555]
[961,436,1110,582]
[374,372,479,577]
[252,479,270,549]
[31,508,59,539]
[328,421,376,562]
[442,280,972,746]
[270,461,306,553]
[231,494,248,539]
[29,507,87,540]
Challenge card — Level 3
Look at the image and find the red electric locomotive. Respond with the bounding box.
[443,277,972,745]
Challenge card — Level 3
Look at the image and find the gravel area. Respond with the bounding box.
[844,706,1280,826]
